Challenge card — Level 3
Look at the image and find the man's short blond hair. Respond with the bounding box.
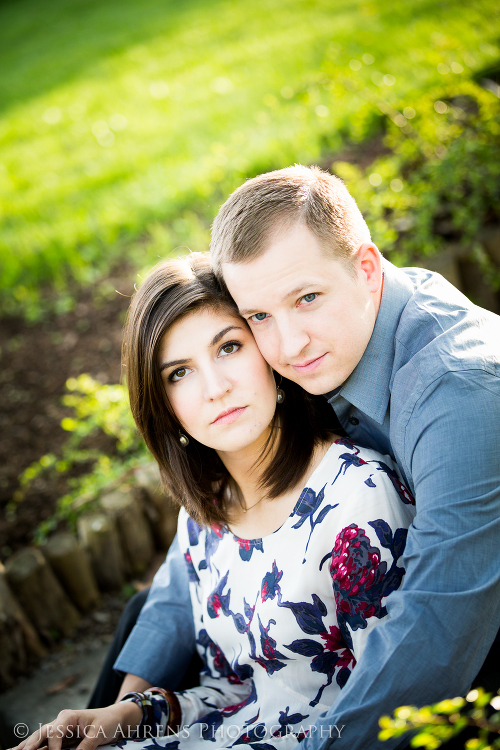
[211,164,371,277]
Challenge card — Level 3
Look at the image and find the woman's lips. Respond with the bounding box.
[292,353,327,374]
[211,406,248,425]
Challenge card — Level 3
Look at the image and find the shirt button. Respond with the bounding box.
[349,416,359,425]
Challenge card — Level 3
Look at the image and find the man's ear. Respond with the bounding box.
[357,243,383,294]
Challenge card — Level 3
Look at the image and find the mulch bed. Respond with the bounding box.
[0,273,134,558]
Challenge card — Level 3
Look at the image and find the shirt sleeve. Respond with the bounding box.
[113,533,197,686]
[303,370,500,750]
[176,676,254,728]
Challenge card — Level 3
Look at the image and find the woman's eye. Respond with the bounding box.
[301,293,317,304]
[219,341,240,356]
[250,312,269,322]
[170,367,190,382]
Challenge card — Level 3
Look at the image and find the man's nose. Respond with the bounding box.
[276,318,311,363]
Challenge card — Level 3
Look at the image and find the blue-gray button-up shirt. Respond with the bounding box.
[115,260,500,749]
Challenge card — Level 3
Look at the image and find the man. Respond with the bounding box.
[107,165,500,748]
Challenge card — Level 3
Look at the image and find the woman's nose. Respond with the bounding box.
[203,369,232,401]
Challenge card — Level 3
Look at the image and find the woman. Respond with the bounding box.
[13,253,415,750]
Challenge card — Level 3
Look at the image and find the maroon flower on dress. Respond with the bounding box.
[327,521,407,645]
[320,626,356,670]
[329,524,388,638]
[331,525,382,596]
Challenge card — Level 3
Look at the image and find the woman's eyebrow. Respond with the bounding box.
[159,358,189,373]
[210,325,243,347]
[159,326,242,372]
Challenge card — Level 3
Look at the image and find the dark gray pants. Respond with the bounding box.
[87,588,201,708]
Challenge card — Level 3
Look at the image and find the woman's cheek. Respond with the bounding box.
[169,391,194,433]
[179,402,198,433]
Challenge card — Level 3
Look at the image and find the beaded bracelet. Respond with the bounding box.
[120,690,168,738]
[121,688,182,737]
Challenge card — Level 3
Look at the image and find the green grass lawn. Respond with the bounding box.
[0,0,499,316]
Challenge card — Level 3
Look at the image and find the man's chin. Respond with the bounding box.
[301,380,336,396]
[285,371,342,396]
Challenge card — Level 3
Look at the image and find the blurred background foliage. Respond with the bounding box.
[1,0,500,545]
[0,0,499,319]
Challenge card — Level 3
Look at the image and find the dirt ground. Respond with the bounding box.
[0,271,134,558]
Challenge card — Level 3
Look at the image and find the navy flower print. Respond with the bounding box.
[235,537,264,562]
[290,486,338,562]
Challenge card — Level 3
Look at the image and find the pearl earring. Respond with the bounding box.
[276,388,285,404]
[179,433,189,447]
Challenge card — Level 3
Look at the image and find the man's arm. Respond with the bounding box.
[113,533,197,688]
[303,370,500,750]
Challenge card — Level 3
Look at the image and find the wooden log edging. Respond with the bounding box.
[5,547,81,642]
[101,486,155,576]
[0,459,177,689]
[135,462,178,551]
[0,562,46,690]
[42,532,100,612]
[77,512,127,591]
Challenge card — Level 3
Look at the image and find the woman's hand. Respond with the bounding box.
[9,702,143,750]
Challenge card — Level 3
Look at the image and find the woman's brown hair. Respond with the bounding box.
[123,252,336,527]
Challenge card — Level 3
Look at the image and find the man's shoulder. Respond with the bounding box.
[378,265,500,489]
[390,264,500,382]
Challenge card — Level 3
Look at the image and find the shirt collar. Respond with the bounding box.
[330,260,415,424]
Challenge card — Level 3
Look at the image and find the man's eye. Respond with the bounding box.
[170,367,189,382]
[301,293,317,304]
[219,341,240,356]
[250,312,269,322]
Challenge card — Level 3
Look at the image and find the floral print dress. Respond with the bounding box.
[118,439,415,750]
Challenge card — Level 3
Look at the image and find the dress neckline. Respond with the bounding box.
[228,442,339,544]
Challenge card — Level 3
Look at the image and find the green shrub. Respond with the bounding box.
[11,374,148,542]
[331,79,500,269]
[379,688,500,749]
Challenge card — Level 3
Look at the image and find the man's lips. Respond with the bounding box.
[211,406,248,425]
[291,353,327,374]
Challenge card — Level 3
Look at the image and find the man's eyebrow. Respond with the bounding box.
[159,325,243,372]
[210,325,243,346]
[239,284,315,316]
